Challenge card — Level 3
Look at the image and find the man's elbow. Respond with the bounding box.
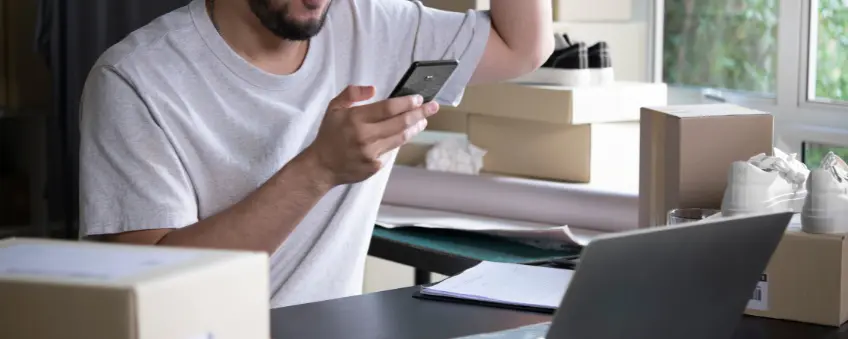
[514,36,555,75]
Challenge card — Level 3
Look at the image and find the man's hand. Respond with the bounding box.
[304,85,440,186]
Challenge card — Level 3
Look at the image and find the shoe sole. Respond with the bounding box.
[721,193,807,217]
[801,213,845,234]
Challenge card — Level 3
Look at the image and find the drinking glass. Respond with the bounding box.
[667,208,720,225]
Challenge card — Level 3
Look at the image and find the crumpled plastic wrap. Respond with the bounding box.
[424,137,487,175]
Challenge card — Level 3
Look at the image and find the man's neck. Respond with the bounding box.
[209,0,308,75]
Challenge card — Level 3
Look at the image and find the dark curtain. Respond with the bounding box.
[36,0,192,238]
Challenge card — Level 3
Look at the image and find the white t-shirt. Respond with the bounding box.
[78,0,490,307]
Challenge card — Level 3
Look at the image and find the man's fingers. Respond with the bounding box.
[328,85,376,110]
[371,119,429,156]
[370,101,438,140]
[358,94,425,122]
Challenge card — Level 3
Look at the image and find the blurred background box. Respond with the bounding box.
[468,115,638,183]
[396,131,468,167]
[427,107,469,134]
[638,104,773,228]
[458,82,667,124]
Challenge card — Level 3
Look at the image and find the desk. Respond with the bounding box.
[270,286,845,339]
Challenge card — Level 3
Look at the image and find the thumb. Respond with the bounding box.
[328,85,376,110]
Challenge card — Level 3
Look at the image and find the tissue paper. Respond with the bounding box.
[425,138,486,175]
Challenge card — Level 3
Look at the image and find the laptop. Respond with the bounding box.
[463,211,793,339]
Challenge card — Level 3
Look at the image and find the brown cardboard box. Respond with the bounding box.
[458,82,667,124]
[0,0,52,111]
[0,238,269,339]
[744,229,848,326]
[428,107,469,133]
[396,131,468,167]
[468,115,639,183]
[638,104,773,228]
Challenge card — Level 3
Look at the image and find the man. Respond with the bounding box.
[79,0,552,308]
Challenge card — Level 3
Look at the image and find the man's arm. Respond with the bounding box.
[88,83,434,256]
[469,1,554,84]
[100,150,332,254]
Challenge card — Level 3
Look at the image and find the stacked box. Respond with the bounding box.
[638,104,774,228]
[458,81,667,183]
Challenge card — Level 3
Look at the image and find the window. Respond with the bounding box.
[802,142,848,168]
[657,0,848,156]
[809,0,848,103]
[662,0,779,96]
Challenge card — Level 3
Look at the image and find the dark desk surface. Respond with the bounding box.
[270,286,846,339]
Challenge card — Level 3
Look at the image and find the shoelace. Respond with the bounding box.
[821,152,848,183]
[749,152,809,188]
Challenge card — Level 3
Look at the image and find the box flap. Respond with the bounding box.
[0,238,200,287]
[645,104,769,118]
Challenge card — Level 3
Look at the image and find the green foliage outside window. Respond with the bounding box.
[663,0,779,94]
[803,143,848,168]
[815,0,848,101]
[664,0,848,101]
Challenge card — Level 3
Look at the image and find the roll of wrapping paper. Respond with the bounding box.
[382,166,638,233]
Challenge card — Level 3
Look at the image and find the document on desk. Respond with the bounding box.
[420,261,574,310]
[377,205,601,247]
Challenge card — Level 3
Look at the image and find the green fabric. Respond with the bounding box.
[373,226,580,264]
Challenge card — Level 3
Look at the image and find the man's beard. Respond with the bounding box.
[248,0,330,41]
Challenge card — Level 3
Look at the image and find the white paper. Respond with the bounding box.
[747,274,769,311]
[0,244,197,281]
[377,205,602,247]
[382,166,638,233]
[421,261,573,310]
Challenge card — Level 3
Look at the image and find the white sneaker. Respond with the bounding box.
[721,148,810,217]
[801,152,848,234]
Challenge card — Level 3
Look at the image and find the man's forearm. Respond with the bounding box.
[489,0,554,68]
[156,150,333,254]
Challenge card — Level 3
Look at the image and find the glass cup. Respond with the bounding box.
[666,208,721,225]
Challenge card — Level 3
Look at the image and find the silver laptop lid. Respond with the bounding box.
[546,212,793,339]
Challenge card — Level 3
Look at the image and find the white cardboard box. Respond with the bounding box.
[0,238,270,339]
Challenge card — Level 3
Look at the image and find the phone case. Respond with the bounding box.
[390,60,459,102]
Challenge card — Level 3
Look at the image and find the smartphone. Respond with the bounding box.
[389,60,459,102]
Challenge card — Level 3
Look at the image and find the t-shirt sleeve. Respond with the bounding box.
[374,0,491,107]
[78,66,198,238]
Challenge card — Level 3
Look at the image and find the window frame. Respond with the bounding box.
[651,0,848,154]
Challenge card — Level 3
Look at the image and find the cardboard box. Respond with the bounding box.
[0,238,270,339]
[422,0,489,12]
[396,131,468,167]
[638,104,773,228]
[468,115,639,183]
[428,107,469,133]
[744,229,848,326]
[458,82,667,125]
